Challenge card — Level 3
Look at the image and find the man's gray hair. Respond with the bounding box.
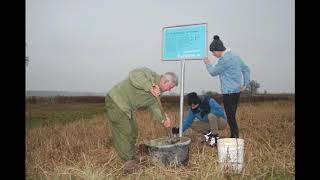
[161,72,179,86]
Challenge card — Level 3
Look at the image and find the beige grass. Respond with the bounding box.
[26,100,294,179]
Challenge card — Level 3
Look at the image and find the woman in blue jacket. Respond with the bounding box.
[204,35,251,138]
[172,92,227,146]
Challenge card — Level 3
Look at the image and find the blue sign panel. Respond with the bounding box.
[162,23,207,61]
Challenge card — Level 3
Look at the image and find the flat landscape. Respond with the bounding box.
[26,96,294,179]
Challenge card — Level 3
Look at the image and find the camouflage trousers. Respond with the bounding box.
[190,113,227,135]
[105,95,138,161]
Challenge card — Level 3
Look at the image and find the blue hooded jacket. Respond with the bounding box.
[206,50,250,94]
[182,97,226,132]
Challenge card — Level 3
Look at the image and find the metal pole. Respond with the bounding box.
[179,59,186,137]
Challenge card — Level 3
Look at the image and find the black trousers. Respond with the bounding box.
[223,93,240,138]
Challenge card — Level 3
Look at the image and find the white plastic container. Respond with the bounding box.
[217,138,244,172]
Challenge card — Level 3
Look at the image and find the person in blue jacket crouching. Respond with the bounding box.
[172,92,227,147]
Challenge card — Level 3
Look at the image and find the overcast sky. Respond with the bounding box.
[26,0,294,94]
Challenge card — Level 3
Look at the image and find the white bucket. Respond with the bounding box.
[217,138,244,172]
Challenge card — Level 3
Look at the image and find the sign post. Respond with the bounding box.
[179,59,185,137]
[161,23,207,137]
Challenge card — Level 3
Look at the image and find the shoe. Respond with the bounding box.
[203,132,219,147]
[209,134,219,147]
[204,132,214,142]
[123,160,140,175]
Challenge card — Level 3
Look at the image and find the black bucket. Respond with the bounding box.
[146,137,192,166]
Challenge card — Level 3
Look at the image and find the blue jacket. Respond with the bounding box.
[182,98,226,132]
[206,50,250,94]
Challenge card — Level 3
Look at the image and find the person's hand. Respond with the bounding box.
[150,83,161,97]
[161,114,172,128]
[203,56,209,65]
[163,119,171,128]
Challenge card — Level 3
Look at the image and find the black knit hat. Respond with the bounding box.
[187,92,200,105]
[209,35,226,52]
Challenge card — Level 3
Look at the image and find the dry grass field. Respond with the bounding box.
[26,99,294,179]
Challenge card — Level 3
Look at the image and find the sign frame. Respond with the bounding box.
[161,23,208,61]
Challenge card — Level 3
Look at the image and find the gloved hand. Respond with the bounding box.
[172,127,179,135]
